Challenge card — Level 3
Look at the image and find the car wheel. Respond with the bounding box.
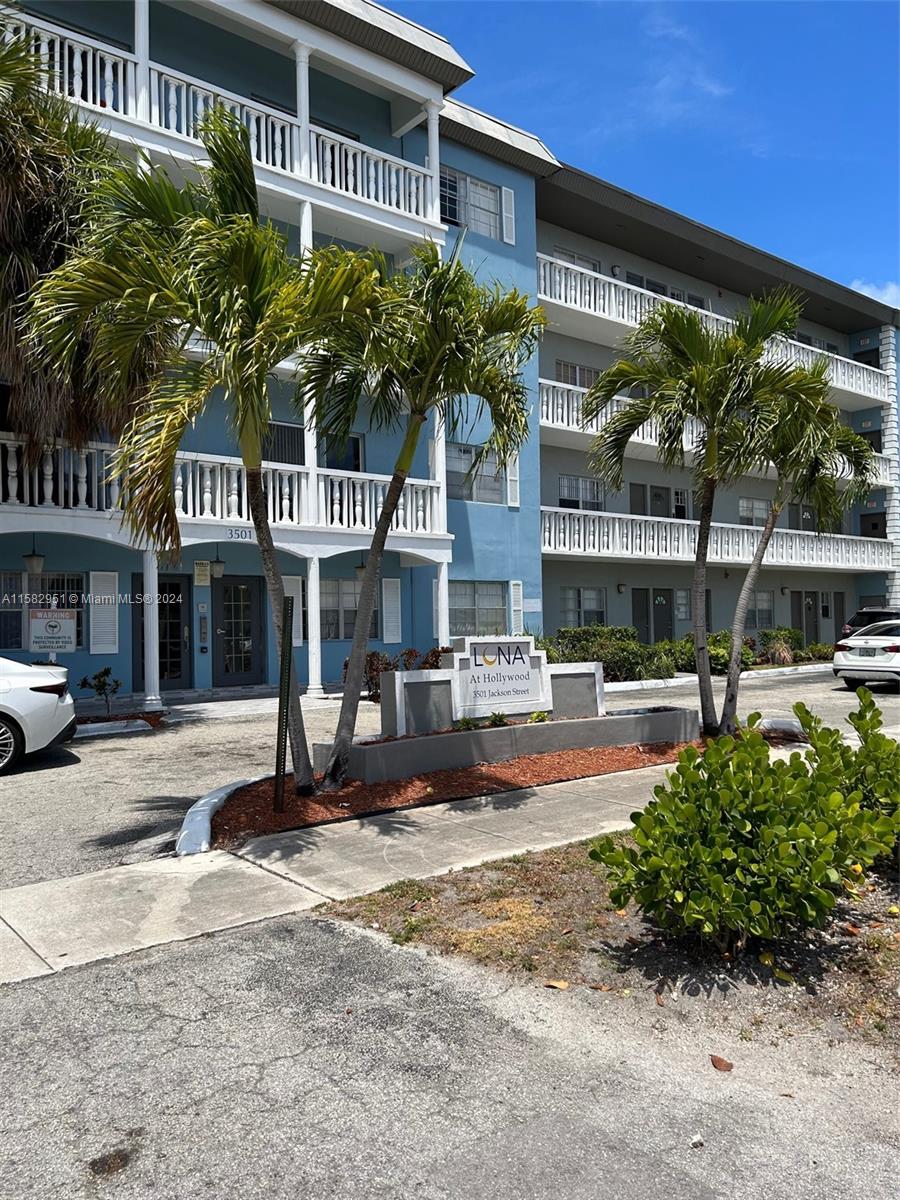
[0,716,23,774]
[842,678,865,691]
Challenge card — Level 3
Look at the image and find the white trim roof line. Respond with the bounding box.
[440,98,560,177]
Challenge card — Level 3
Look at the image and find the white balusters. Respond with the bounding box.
[173,462,184,514]
[5,444,18,504]
[40,451,54,505]
[75,451,88,507]
[227,467,240,518]
[201,465,213,518]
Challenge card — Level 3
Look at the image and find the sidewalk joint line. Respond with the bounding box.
[0,915,55,974]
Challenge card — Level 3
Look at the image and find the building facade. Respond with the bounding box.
[1,0,898,707]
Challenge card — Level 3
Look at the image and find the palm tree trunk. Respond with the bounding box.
[718,504,780,734]
[322,414,424,790]
[246,467,315,794]
[693,476,718,734]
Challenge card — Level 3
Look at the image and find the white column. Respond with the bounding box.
[134,0,150,123]
[142,547,163,711]
[436,560,450,647]
[425,99,441,223]
[294,42,311,179]
[433,411,447,534]
[879,325,900,604]
[306,556,323,697]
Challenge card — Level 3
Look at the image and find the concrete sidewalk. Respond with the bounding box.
[0,763,667,985]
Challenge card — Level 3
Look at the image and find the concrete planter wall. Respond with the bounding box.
[313,705,699,784]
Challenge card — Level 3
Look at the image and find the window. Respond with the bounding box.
[674,488,689,519]
[860,429,883,453]
[739,497,769,527]
[555,247,601,274]
[449,581,508,637]
[559,474,604,511]
[625,271,644,289]
[440,166,500,240]
[556,360,600,389]
[23,572,86,647]
[320,578,377,641]
[446,442,504,504]
[646,279,667,296]
[746,590,774,631]
[322,434,363,473]
[686,293,707,311]
[560,586,606,628]
[675,589,691,621]
[0,571,23,649]
[264,421,305,466]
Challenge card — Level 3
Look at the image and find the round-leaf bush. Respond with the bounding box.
[590,717,896,955]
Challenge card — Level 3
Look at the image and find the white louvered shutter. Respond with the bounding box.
[382,577,402,644]
[89,571,118,654]
[501,187,515,245]
[509,580,524,635]
[506,452,520,508]
[282,576,304,645]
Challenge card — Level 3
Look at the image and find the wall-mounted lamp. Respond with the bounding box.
[210,545,226,579]
[616,582,626,594]
[355,553,367,582]
[780,586,789,597]
[611,265,622,279]
[723,569,730,580]
[23,534,44,576]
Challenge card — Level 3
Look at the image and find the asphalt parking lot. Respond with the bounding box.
[0,672,895,890]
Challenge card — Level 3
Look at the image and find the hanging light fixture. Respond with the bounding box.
[23,534,44,576]
[210,544,226,579]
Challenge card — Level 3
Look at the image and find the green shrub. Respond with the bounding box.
[79,666,122,716]
[764,636,793,665]
[454,716,481,731]
[796,689,900,836]
[758,627,804,655]
[527,710,549,723]
[487,711,509,727]
[666,631,753,675]
[590,716,896,956]
[804,642,834,662]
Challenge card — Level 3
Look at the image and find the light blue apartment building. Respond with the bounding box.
[2,0,898,707]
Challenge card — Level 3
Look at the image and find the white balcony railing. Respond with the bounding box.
[540,507,893,571]
[10,16,137,117]
[11,14,433,223]
[537,254,891,404]
[539,380,704,448]
[0,436,444,538]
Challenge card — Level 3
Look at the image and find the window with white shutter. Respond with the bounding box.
[382,578,402,644]
[509,580,524,635]
[501,187,515,244]
[506,452,520,509]
[89,571,118,654]
[282,576,304,645]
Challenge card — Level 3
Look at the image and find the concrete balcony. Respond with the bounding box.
[538,380,897,488]
[537,254,891,410]
[12,13,442,247]
[0,435,449,560]
[540,506,892,572]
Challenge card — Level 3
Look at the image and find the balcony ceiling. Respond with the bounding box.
[538,166,899,334]
[261,0,473,91]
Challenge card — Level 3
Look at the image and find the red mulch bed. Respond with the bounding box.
[211,740,697,848]
[76,711,166,728]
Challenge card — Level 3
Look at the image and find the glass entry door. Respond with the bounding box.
[132,573,192,692]
[212,576,266,687]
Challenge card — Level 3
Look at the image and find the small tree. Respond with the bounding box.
[28,111,381,792]
[583,292,812,734]
[79,667,122,717]
[718,388,874,731]
[300,241,545,788]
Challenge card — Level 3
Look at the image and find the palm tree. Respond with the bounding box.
[582,292,808,734]
[0,23,131,453]
[27,110,381,792]
[718,389,874,731]
[300,240,545,788]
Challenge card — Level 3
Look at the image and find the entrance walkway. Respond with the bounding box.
[0,763,668,984]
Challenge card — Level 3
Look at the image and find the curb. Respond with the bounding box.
[605,663,832,692]
[175,775,269,856]
[74,719,154,740]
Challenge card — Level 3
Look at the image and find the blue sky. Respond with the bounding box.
[392,0,900,304]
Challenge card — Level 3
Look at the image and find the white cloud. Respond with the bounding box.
[850,279,900,306]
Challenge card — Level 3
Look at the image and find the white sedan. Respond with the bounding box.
[0,657,77,773]
[833,621,900,690]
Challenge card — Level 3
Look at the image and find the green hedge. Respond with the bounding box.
[536,625,675,683]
